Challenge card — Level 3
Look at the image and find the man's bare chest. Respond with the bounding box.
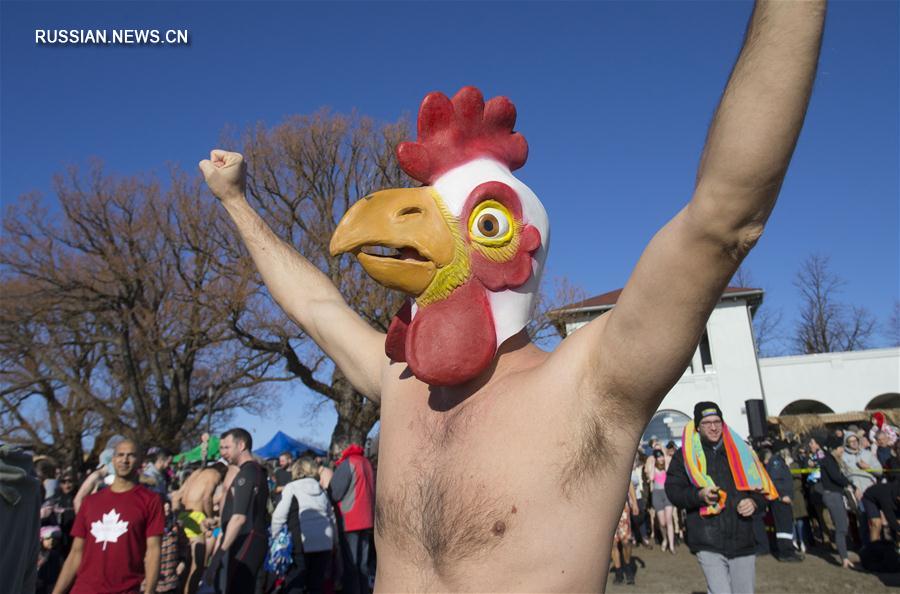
[373,380,569,577]
[372,364,637,579]
[375,426,527,579]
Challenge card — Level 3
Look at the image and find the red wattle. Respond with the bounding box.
[405,280,496,386]
[385,300,413,363]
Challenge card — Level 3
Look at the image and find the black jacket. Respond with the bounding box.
[765,456,792,501]
[665,441,766,558]
[819,453,850,493]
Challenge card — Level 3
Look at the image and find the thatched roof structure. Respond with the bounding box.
[768,409,899,436]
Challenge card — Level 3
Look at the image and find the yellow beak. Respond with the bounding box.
[329,187,456,296]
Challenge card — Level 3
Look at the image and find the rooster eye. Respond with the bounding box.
[478,213,500,236]
[469,202,514,245]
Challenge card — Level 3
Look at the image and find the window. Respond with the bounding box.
[699,331,713,372]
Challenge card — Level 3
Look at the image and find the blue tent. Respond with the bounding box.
[253,431,326,459]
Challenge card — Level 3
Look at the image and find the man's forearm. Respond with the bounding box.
[144,539,161,593]
[221,197,342,325]
[51,550,81,594]
[664,455,705,510]
[694,0,826,229]
[202,492,215,519]
[670,484,704,511]
[220,514,246,551]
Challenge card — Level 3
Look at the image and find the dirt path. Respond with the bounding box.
[605,544,898,593]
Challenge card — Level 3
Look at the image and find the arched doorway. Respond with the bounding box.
[866,393,900,411]
[779,400,834,415]
[641,409,691,449]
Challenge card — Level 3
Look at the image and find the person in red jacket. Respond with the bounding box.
[328,435,375,594]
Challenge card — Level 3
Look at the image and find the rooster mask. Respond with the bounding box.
[330,86,549,386]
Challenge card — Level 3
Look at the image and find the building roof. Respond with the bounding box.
[548,286,764,338]
[554,286,763,315]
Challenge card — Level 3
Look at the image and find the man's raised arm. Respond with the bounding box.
[568,1,826,415]
[199,150,387,401]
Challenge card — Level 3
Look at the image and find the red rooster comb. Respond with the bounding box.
[397,86,529,185]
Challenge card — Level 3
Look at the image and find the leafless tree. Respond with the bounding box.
[528,276,587,347]
[792,253,876,354]
[885,300,900,348]
[216,111,412,446]
[0,162,283,469]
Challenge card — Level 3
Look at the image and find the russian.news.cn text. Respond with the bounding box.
[35,29,190,45]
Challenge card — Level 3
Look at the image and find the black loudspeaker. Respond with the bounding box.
[746,399,768,438]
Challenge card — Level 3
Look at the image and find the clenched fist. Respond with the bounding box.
[199,149,246,203]
[736,497,757,517]
[698,486,720,506]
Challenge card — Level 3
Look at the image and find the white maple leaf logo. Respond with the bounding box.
[90,508,129,551]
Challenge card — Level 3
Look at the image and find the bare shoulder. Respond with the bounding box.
[540,315,619,410]
[200,469,221,488]
[544,314,655,420]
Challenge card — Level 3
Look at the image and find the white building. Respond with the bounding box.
[552,287,900,443]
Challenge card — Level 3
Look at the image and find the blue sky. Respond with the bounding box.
[2,1,897,448]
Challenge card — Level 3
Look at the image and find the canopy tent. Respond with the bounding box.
[254,431,326,459]
[173,436,220,464]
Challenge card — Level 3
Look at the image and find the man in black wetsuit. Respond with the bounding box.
[208,428,269,594]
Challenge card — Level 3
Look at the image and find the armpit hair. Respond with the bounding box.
[559,398,627,498]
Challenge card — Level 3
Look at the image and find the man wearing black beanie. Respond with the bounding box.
[693,402,723,428]
[666,401,769,593]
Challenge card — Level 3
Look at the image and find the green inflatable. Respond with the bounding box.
[173,436,220,463]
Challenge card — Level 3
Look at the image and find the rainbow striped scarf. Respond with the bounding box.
[681,420,779,516]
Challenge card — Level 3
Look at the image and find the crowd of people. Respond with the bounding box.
[3,406,899,593]
[611,405,900,591]
[7,428,375,594]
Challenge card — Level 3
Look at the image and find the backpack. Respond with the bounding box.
[265,489,307,579]
[265,525,293,577]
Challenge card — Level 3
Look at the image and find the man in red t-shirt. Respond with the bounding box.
[52,439,164,594]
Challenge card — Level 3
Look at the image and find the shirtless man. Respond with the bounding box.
[199,3,826,590]
[171,462,227,594]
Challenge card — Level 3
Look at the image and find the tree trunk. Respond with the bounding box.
[330,368,379,448]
